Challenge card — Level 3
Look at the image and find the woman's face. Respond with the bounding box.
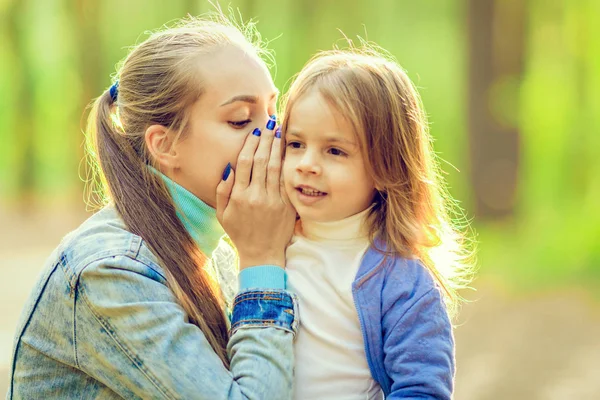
[170,44,278,207]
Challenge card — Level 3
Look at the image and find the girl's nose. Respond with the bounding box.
[296,151,322,175]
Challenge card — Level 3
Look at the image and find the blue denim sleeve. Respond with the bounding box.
[75,256,298,400]
[238,265,287,291]
[230,289,296,334]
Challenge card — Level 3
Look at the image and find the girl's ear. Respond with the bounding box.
[373,179,384,192]
[145,124,179,170]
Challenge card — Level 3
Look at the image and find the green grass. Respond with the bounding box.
[475,215,600,299]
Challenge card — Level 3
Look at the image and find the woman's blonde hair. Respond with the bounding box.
[84,14,272,367]
[281,45,475,317]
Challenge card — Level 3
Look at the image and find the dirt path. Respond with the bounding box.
[454,284,600,399]
[2,207,599,399]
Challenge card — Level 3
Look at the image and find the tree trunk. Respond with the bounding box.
[467,0,525,219]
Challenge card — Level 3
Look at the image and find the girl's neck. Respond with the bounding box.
[298,207,372,242]
[152,167,225,256]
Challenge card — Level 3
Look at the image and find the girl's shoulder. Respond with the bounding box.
[386,255,435,289]
[360,244,449,329]
[360,242,435,290]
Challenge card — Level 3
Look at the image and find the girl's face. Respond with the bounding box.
[170,44,278,207]
[283,90,376,223]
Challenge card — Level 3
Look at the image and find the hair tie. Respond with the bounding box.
[109,81,119,103]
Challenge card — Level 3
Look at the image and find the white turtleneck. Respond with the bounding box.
[286,208,382,400]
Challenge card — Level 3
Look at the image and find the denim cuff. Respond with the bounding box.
[238,265,287,291]
[230,289,298,336]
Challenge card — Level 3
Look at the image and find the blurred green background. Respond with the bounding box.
[1,0,599,398]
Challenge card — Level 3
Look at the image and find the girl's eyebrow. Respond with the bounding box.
[287,131,357,148]
[325,137,357,148]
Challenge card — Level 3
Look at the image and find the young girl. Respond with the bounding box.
[7,15,299,399]
[281,47,474,399]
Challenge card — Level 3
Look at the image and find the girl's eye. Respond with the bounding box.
[286,141,304,149]
[328,147,347,157]
[229,119,251,128]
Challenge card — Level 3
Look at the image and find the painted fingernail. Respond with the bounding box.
[222,163,231,181]
[275,127,282,138]
[266,118,276,130]
[252,128,261,136]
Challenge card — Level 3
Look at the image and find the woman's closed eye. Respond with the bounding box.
[228,119,251,129]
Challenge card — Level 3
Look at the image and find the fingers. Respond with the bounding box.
[216,164,234,223]
[267,127,284,195]
[234,128,261,190]
[250,116,277,190]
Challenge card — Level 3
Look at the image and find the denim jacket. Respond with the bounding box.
[7,206,298,400]
[354,244,455,399]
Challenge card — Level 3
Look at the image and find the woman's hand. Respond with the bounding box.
[216,119,295,270]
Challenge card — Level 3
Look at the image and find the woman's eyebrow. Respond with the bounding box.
[220,91,279,107]
[220,95,257,106]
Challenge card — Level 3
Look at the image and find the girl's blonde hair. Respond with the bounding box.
[281,46,475,317]
[84,14,271,367]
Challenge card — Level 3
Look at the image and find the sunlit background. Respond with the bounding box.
[1,0,599,398]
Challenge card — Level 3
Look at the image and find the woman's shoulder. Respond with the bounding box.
[57,205,164,280]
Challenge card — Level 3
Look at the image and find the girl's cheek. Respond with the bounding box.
[282,156,296,173]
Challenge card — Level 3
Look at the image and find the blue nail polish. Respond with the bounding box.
[270,114,277,120]
[275,127,281,138]
[222,163,231,181]
[252,128,261,136]
[266,118,276,130]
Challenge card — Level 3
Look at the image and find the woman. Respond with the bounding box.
[7,15,297,400]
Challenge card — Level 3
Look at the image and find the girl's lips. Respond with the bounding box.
[295,185,326,194]
[295,187,327,205]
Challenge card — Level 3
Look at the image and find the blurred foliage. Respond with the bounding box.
[0,0,598,292]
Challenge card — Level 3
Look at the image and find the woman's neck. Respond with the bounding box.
[153,168,225,256]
